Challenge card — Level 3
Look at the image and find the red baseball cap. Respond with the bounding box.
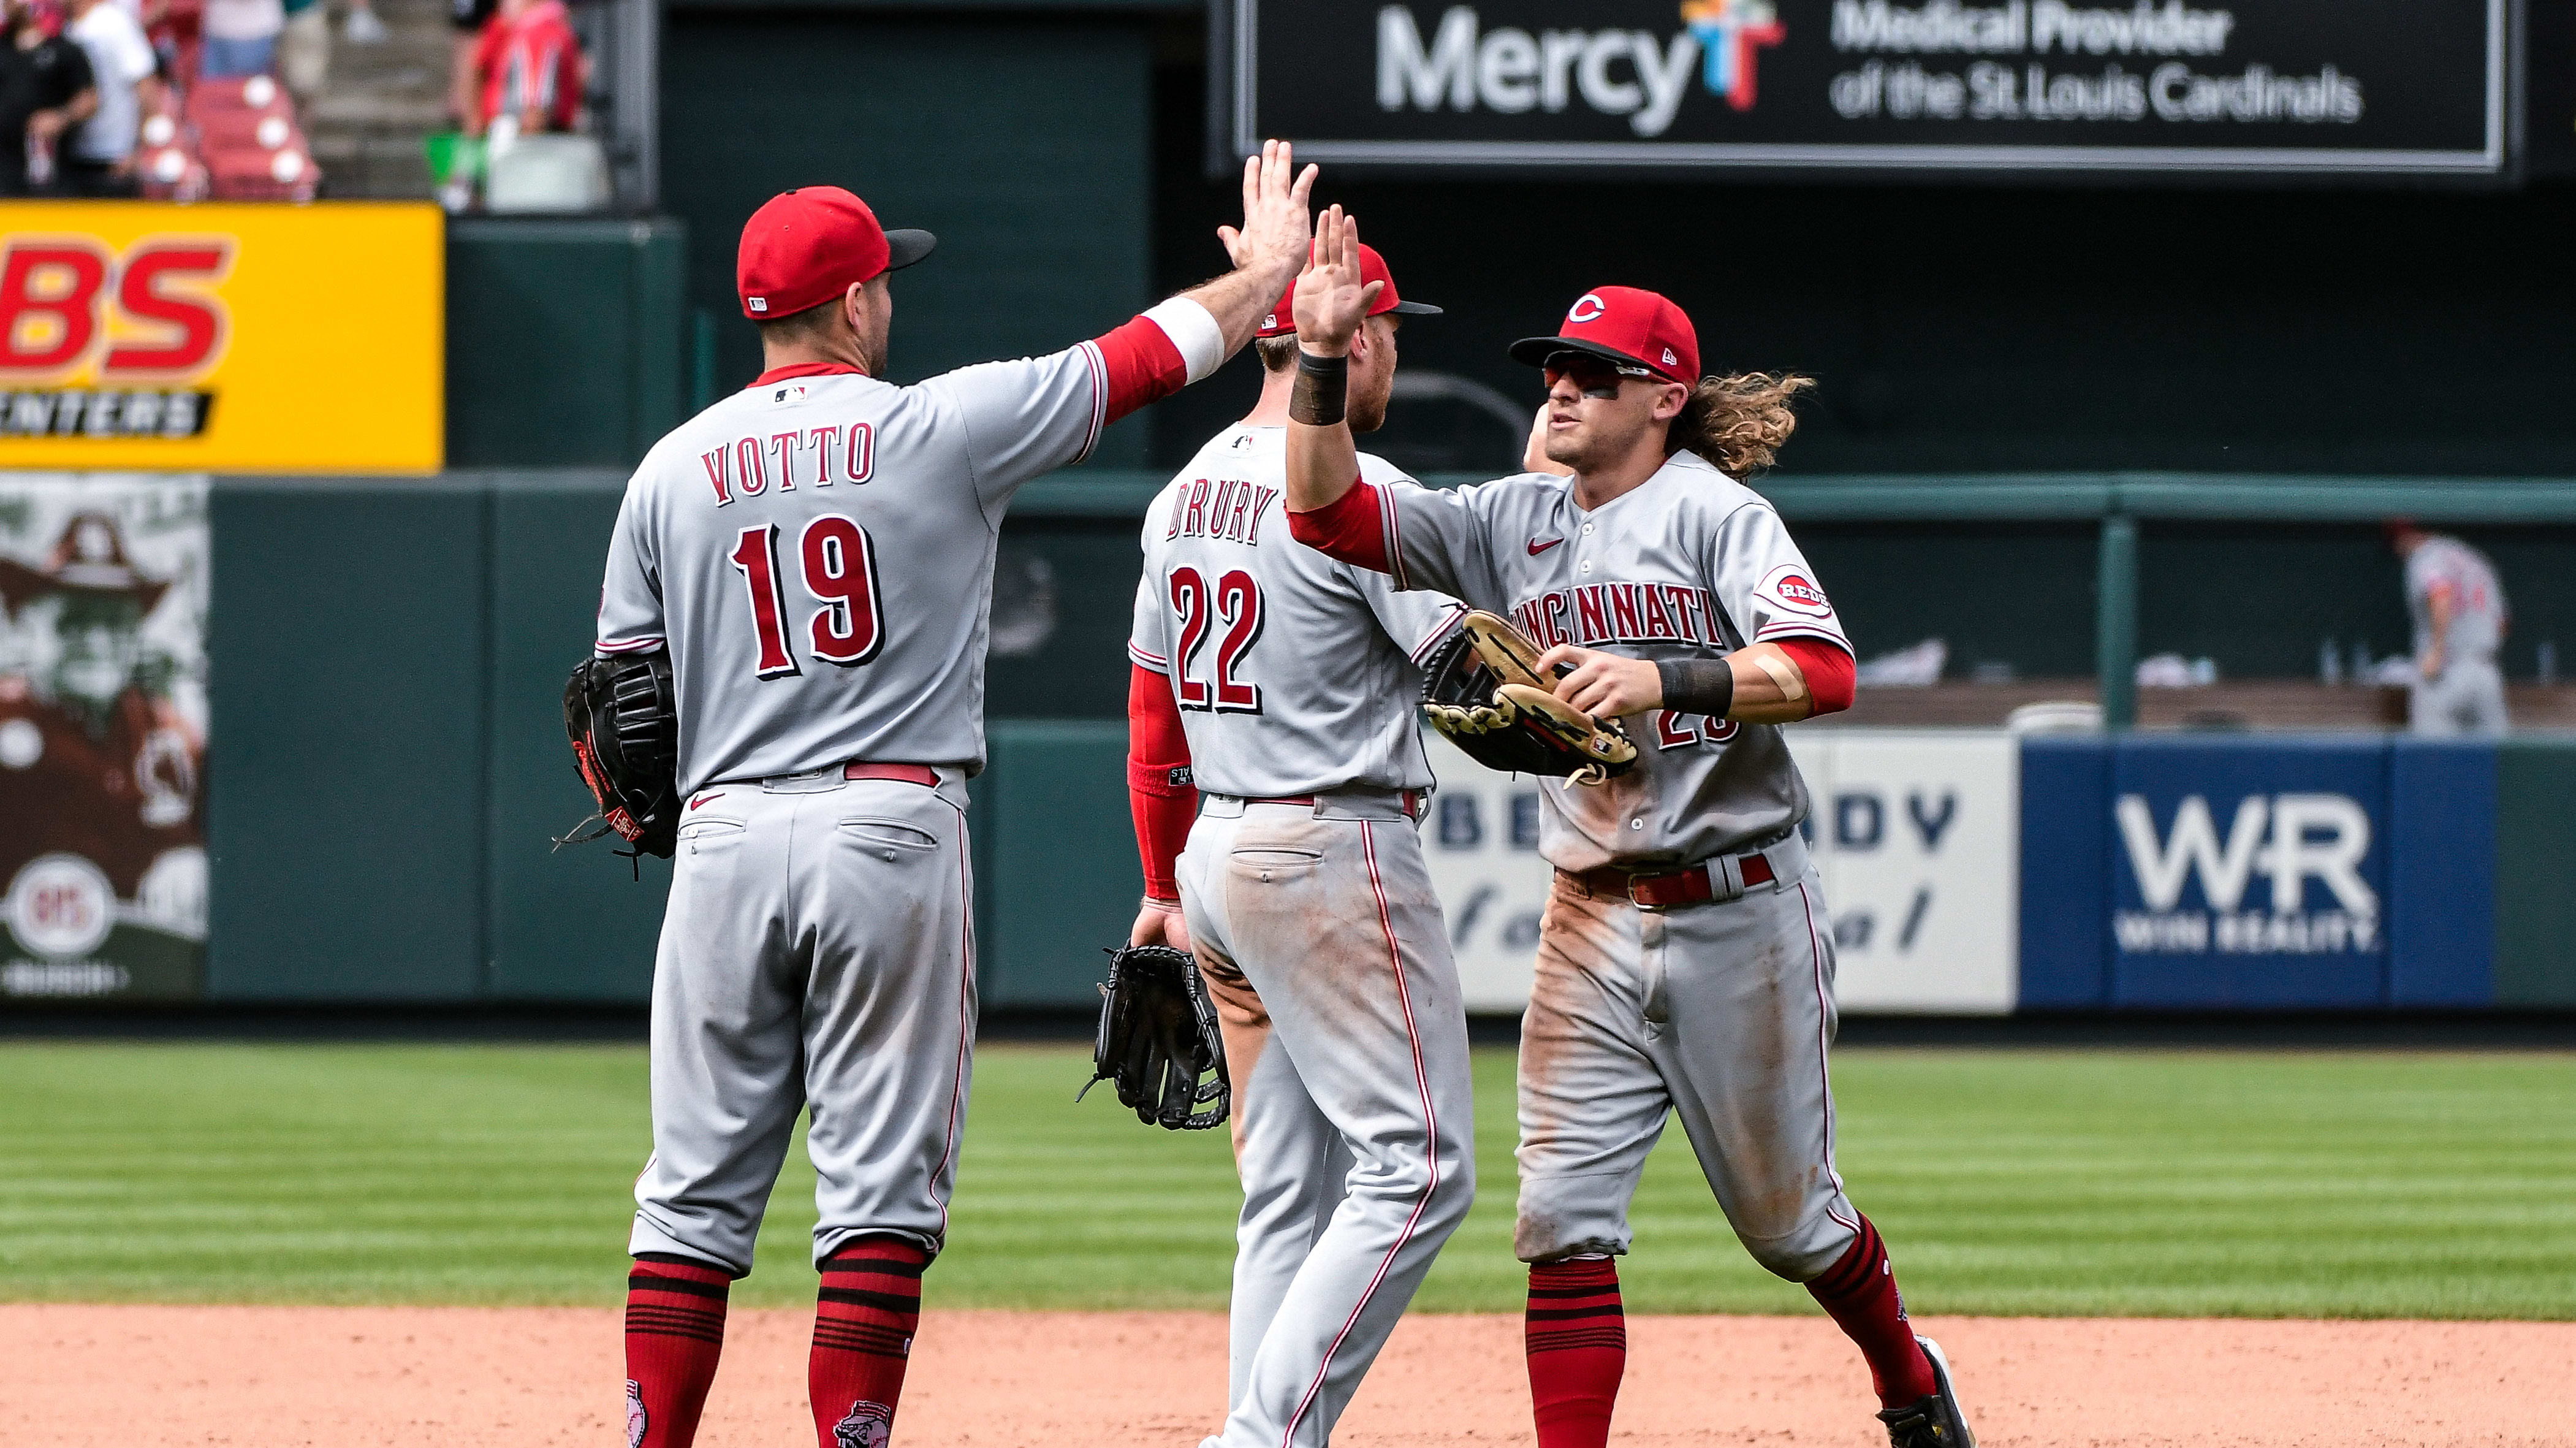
[1257,243,1442,338]
[737,186,937,321]
[1508,286,1698,386]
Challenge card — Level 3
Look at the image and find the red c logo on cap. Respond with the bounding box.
[1567,293,1606,324]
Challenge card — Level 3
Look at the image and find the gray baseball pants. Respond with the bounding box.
[1179,792,1476,1448]
[1516,830,1862,1282]
[2411,657,2508,737]
[630,765,978,1275]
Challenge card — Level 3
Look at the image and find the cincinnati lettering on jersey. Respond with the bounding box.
[1513,581,1725,650]
[700,422,878,505]
[1164,476,1279,545]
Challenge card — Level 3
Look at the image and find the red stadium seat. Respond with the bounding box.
[205,142,319,202]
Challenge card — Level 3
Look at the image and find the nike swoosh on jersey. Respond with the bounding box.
[688,793,722,811]
[1527,536,1564,555]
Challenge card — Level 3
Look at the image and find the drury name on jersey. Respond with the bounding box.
[1165,475,1282,545]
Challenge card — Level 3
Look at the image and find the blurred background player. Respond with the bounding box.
[596,147,1314,1448]
[1125,238,1468,1448]
[1280,215,1974,1448]
[2387,519,2509,737]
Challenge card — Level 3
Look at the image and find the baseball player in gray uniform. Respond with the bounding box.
[1275,213,1976,1448]
[2388,520,2510,736]
[594,145,1317,1448]
[1123,241,1468,1448]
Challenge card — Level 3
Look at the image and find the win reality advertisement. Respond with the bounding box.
[1226,0,2509,176]
[0,476,208,1000]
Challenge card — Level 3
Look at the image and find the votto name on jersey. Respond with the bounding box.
[1512,581,1728,651]
[698,418,879,503]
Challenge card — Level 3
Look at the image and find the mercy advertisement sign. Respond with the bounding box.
[1221,0,2509,177]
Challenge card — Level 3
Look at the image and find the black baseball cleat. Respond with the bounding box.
[1876,1335,1976,1448]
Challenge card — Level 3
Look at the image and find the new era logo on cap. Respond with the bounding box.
[748,297,768,313]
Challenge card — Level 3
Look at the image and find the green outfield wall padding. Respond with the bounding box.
[2493,740,2576,1007]
[659,10,1153,467]
[205,483,490,1000]
[975,722,1139,1008]
[447,219,685,469]
[484,473,672,1000]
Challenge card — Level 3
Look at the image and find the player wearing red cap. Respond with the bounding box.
[598,145,1317,1448]
[1276,213,1977,1448]
[1126,237,1468,1448]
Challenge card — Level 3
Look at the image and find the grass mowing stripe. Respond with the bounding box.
[1,1042,2570,1316]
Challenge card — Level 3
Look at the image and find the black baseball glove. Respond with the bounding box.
[555,649,681,865]
[1420,610,1638,786]
[1078,943,1229,1130]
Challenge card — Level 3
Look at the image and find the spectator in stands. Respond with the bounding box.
[463,0,580,140]
[199,0,279,77]
[0,0,94,194]
[62,0,157,194]
[444,0,493,127]
[275,0,320,101]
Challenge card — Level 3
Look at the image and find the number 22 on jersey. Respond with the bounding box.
[731,514,886,678]
[1167,566,1263,714]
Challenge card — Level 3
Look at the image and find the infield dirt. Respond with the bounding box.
[9,1305,2567,1447]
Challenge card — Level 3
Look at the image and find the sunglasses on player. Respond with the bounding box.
[1543,351,1654,399]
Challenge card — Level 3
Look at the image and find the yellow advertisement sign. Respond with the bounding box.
[0,202,442,473]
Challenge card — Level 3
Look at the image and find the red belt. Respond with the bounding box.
[843,762,940,787]
[1560,850,1774,909]
[1246,791,1425,819]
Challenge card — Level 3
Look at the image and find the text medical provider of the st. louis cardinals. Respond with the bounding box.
[594,143,1318,1448]
[1277,212,1978,1448]
[1125,240,1468,1448]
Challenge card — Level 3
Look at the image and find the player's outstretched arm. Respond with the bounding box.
[1179,140,1318,361]
[1281,205,1380,514]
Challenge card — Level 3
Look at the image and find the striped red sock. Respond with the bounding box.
[809,1235,929,1448]
[1805,1215,1936,1408]
[624,1254,732,1448]
[1525,1256,1625,1448]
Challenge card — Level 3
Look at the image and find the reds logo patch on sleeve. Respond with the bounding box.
[1758,563,1835,619]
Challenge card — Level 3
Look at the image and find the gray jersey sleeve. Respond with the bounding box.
[1705,501,1852,654]
[1382,476,1524,609]
[595,479,666,655]
[1127,555,1169,673]
[919,343,1107,519]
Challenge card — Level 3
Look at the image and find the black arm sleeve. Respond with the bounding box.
[1657,656,1735,717]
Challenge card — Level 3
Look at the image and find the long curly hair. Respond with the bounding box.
[1667,372,1815,476]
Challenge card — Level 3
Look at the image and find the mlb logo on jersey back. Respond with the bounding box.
[1760,563,1834,619]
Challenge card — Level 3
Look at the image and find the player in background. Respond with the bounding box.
[1275,213,1977,1448]
[2388,519,2510,736]
[596,144,1316,1448]
[1125,240,1472,1448]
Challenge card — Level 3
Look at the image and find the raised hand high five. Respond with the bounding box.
[1183,140,1320,359]
[1291,206,1383,359]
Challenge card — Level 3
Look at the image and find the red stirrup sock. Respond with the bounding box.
[625,1254,733,1448]
[1804,1216,1937,1408]
[1525,1256,1626,1448]
[810,1235,930,1448]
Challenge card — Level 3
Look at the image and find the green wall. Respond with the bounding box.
[659,9,1156,465]
[446,219,685,470]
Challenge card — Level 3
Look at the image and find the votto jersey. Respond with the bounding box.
[2405,535,2507,661]
[596,349,1117,795]
[1381,449,1848,872]
[1129,425,1462,800]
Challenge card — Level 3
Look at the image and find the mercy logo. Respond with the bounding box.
[1376,6,1703,137]
[2111,793,2380,956]
[1681,0,1786,110]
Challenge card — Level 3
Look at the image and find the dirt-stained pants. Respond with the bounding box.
[630,766,976,1275]
[1515,830,1861,1282]
[1179,793,1475,1448]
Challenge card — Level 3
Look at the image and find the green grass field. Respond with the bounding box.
[2,1043,2572,1319]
